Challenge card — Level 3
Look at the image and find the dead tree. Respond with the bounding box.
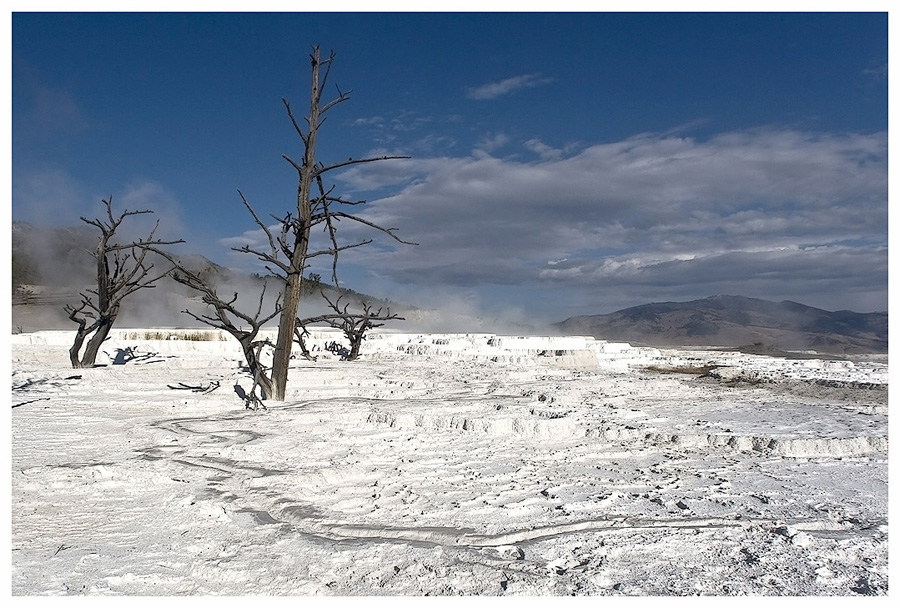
[292,324,318,361]
[295,291,402,361]
[64,197,183,368]
[147,248,281,409]
[236,46,414,399]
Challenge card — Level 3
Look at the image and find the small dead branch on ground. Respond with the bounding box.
[167,381,221,394]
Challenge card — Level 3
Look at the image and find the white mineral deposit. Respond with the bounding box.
[10,328,888,595]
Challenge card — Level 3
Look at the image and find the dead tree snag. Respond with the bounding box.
[245,46,414,399]
[65,197,183,368]
[295,291,402,361]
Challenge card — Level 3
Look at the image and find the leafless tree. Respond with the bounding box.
[295,291,402,361]
[64,197,183,368]
[236,46,415,399]
[139,46,413,404]
[147,247,280,409]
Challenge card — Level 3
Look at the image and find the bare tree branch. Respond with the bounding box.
[231,191,292,276]
[316,154,411,177]
[281,98,309,147]
[328,211,419,245]
[318,91,351,118]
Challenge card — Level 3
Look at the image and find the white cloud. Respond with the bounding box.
[332,127,886,315]
[350,116,384,127]
[524,138,562,161]
[216,127,886,316]
[475,133,510,154]
[863,63,887,80]
[466,73,553,100]
[219,225,280,253]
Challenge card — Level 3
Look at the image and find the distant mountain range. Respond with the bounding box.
[554,295,887,354]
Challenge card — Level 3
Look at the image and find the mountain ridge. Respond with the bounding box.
[554,295,887,354]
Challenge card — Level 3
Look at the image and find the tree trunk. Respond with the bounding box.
[80,242,115,367]
[80,316,114,367]
[347,337,362,361]
[242,340,274,401]
[69,326,88,368]
[269,47,322,401]
[270,273,303,400]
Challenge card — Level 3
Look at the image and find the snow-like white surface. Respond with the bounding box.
[10,329,888,595]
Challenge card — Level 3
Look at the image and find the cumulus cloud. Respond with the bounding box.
[333,127,886,317]
[466,73,553,100]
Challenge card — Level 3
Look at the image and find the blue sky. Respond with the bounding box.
[11,9,889,322]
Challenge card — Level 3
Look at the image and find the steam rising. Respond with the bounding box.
[12,218,525,336]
